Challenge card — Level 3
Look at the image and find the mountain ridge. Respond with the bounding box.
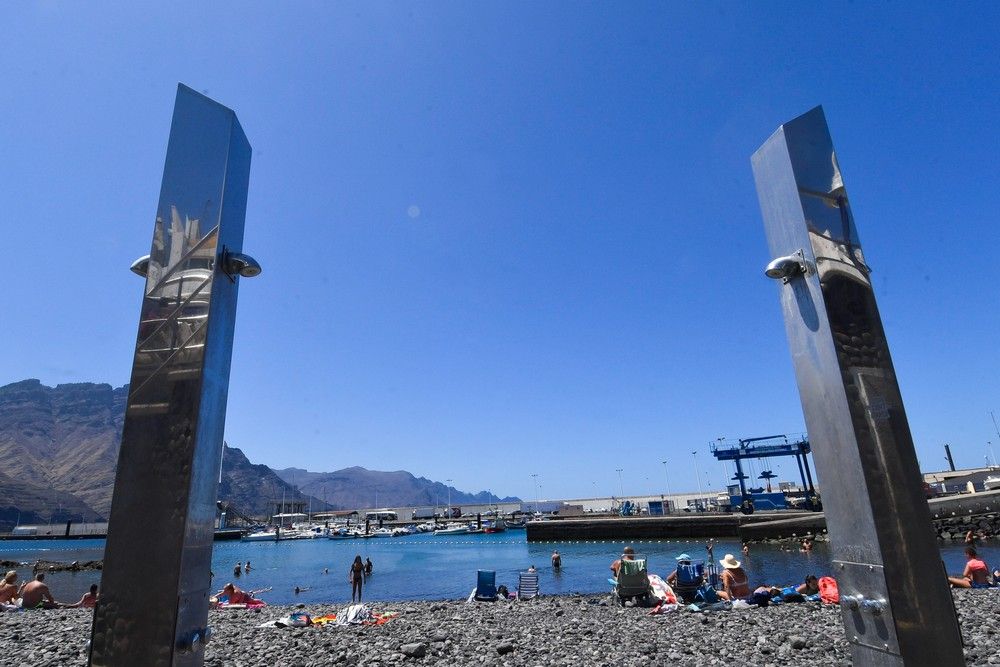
[0,379,518,530]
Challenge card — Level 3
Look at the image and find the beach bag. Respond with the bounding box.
[694,583,718,603]
[779,586,805,603]
[497,585,509,599]
[818,577,839,604]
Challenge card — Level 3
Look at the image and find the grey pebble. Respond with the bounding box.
[401,642,427,658]
[2,590,995,666]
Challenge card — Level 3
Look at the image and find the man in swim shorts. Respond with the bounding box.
[19,573,59,609]
[610,546,635,578]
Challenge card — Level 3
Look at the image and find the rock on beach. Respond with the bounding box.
[2,590,999,666]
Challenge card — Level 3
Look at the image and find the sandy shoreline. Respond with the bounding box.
[2,590,997,666]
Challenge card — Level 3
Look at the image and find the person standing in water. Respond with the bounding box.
[551,551,562,569]
[350,555,365,602]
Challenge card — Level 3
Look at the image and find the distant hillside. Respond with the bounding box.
[273,466,520,510]
[0,379,518,530]
[0,380,125,529]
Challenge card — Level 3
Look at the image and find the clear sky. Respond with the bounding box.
[3,2,998,501]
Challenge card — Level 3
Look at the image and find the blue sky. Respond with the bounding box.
[2,3,998,501]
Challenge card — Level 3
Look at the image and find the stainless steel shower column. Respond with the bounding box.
[90,84,258,666]
[751,106,962,666]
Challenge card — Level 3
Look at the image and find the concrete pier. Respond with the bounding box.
[528,491,1000,543]
[525,512,800,541]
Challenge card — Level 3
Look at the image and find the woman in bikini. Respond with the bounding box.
[948,547,991,588]
[350,555,365,602]
[716,553,751,601]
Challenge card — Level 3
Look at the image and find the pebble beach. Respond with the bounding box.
[3,589,999,666]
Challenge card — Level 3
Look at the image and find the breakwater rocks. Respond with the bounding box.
[936,513,999,542]
[3,590,1000,666]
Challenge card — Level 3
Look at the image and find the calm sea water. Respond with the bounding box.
[1,533,994,606]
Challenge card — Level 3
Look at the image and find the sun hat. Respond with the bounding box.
[719,554,741,569]
[675,553,691,561]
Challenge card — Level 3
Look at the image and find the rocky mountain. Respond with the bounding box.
[274,466,520,510]
[0,379,518,531]
[0,380,125,530]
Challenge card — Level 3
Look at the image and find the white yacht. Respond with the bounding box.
[241,528,278,542]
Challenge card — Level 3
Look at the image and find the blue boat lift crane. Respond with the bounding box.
[710,434,818,514]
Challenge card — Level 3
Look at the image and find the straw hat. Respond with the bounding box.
[719,554,741,569]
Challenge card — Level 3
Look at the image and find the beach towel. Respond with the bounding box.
[818,576,839,604]
[217,600,266,610]
[648,574,677,605]
[258,612,312,628]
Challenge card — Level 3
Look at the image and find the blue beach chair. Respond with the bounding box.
[474,570,498,601]
[673,558,706,603]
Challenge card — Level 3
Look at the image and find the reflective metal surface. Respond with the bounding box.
[90,84,253,667]
[752,107,962,666]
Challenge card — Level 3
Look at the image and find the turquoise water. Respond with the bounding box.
[1,534,995,606]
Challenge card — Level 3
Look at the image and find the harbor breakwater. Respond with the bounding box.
[529,490,1000,544]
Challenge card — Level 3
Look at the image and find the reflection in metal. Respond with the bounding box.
[752,106,962,665]
[89,84,256,667]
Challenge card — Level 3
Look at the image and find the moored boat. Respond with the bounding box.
[241,528,278,542]
[434,524,469,535]
[483,518,507,533]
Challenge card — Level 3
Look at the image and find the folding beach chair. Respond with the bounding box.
[673,560,705,603]
[612,557,651,606]
[474,570,498,602]
[518,570,539,600]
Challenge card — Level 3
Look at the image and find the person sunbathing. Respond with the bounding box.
[18,573,59,609]
[68,584,99,609]
[215,582,255,604]
[716,554,751,601]
[0,571,19,606]
[796,574,820,595]
[610,546,635,578]
[948,547,991,588]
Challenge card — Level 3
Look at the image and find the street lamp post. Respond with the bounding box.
[988,441,997,468]
[692,451,704,510]
[531,474,540,512]
[615,468,624,499]
[446,479,452,518]
[661,460,671,511]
